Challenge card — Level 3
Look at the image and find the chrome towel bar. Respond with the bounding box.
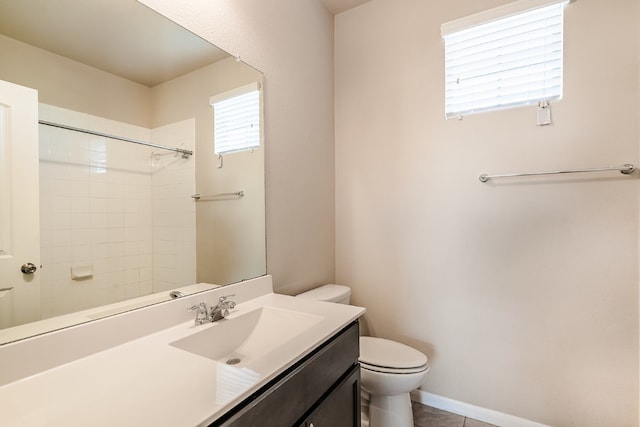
[191,191,245,200]
[479,164,635,183]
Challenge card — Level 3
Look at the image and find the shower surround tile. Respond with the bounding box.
[38,105,195,318]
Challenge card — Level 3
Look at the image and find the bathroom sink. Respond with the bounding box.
[170,306,324,366]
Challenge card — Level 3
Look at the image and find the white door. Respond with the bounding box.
[0,80,40,328]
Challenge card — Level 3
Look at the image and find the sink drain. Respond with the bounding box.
[226,358,241,365]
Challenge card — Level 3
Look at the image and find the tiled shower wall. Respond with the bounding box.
[38,105,195,319]
[151,121,196,294]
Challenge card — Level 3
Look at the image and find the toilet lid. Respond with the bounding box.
[359,336,428,370]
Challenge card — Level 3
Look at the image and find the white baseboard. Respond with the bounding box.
[411,390,552,427]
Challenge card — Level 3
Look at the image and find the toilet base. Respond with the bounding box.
[363,392,413,427]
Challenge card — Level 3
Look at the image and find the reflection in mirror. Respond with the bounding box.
[0,0,266,345]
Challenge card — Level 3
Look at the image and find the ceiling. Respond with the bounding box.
[0,0,371,87]
[0,0,228,87]
[322,0,373,14]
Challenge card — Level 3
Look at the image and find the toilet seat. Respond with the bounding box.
[359,337,429,374]
[360,361,429,375]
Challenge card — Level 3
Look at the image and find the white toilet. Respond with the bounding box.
[297,284,430,427]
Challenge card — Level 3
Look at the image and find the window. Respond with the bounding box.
[210,82,261,155]
[442,0,569,119]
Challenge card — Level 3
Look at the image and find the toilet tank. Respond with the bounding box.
[296,284,351,304]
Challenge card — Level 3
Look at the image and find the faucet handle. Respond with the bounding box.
[188,302,208,311]
[216,295,236,319]
[188,302,210,325]
[218,294,236,304]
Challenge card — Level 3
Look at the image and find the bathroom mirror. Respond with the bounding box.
[0,0,266,345]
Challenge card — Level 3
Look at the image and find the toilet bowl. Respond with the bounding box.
[359,336,429,427]
[296,285,430,427]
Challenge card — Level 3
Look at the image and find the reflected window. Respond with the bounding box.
[210,82,261,156]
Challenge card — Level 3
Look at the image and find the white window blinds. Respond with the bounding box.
[442,0,569,119]
[210,82,261,155]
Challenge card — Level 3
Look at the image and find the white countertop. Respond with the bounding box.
[0,281,365,426]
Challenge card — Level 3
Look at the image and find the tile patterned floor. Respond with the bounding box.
[412,402,497,427]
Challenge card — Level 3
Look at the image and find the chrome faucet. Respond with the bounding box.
[210,295,236,322]
[187,295,236,325]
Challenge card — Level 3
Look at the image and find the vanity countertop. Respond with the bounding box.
[0,285,365,426]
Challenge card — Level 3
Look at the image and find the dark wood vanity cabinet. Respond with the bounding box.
[210,321,361,427]
[297,365,360,427]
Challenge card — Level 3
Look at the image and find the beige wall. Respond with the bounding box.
[335,0,638,426]
[151,58,266,284]
[0,34,152,126]
[140,0,336,295]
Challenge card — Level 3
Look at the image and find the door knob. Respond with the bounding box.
[20,263,37,274]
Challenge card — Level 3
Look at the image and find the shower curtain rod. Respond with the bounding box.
[479,164,635,182]
[38,120,193,159]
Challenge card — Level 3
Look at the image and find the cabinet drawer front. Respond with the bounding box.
[213,321,359,427]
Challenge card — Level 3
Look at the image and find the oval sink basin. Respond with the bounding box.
[170,306,324,366]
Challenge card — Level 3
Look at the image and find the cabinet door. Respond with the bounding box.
[303,365,360,427]
[212,322,360,427]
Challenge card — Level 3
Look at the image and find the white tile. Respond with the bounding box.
[107,270,125,286]
[139,280,153,295]
[69,180,91,197]
[71,197,91,213]
[107,256,126,273]
[51,213,72,230]
[50,246,72,263]
[44,263,68,281]
[71,213,92,230]
[108,242,125,258]
[125,255,140,270]
[106,170,125,185]
[139,253,153,268]
[90,198,108,213]
[140,267,152,282]
[72,229,93,246]
[39,229,52,248]
[40,247,52,266]
[123,213,139,228]
[107,183,124,199]
[90,213,108,229]
[72,245,92,262]
[91,229,109,244]
[123,227,141,242]
[39,161,59,179]
[66,164,91,182]
[91,243,109,260]
[90,181,107,198]
[125,269,139,285]
[108,228,125,243]
[107,198,124,213]
[49,180,72,197]
[124,282,141,299]
[91,273,109,290]
[90,166,107,180]
[92,259,110,275]
[124,241,139,255]
[51,229,72,247]
[89,137,107,153]
[123,199,140,213]
[107,213,124,228]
